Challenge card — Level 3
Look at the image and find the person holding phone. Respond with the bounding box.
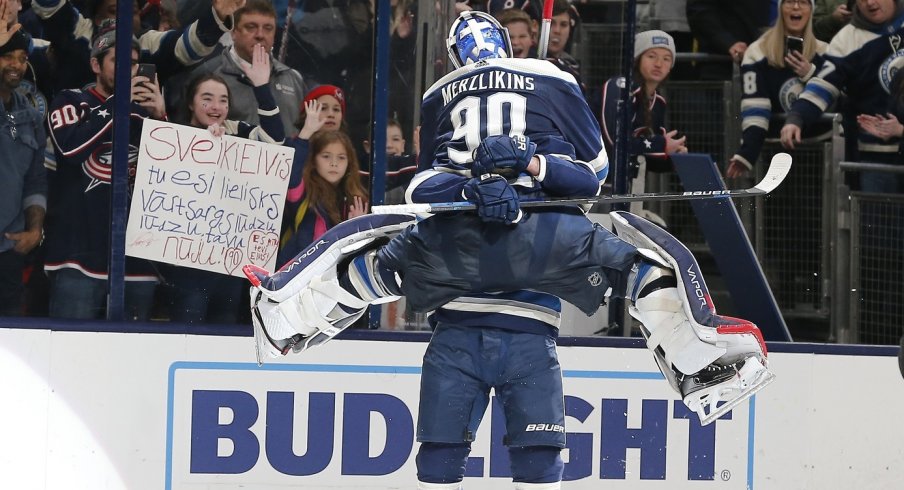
[781,0,904,194]
[812,0,854,42]
[42,26,167,320]
[726,0,828,178]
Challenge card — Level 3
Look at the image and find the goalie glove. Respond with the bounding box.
[471,134,537,178]
[463,175,523,225]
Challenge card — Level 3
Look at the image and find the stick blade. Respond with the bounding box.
[753,152,793,194]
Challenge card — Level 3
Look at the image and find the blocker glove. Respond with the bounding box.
[472,134,537,178]
[463,175,523,225]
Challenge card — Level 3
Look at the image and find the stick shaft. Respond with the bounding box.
[375,188,757,214]
[537,0,554,59]
[372,153,792,215]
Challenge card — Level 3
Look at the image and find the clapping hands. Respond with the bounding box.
[857,113,904,141]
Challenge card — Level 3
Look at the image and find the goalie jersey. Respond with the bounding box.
[409,57,608,335]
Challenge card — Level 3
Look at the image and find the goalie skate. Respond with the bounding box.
[611,210,776,425]
[681,356,775,425]
[243,213,417,363]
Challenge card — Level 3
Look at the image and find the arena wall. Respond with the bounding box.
[0,326,900,489]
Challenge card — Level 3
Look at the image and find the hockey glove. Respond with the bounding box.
[463,175,523,225]
[472,134,537,178]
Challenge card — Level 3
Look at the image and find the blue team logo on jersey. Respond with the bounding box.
[778,77,806,112]
[879,50,904,93]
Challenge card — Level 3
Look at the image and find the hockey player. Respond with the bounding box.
[245,11,775,490]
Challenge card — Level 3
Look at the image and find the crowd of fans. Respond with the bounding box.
[0,0,899,325]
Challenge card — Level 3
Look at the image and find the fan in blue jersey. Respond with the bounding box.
[781,0,904,193]
[43,27,167,320]
[727,0,829,178]
[594,30,686,174]
[244,11,775,490]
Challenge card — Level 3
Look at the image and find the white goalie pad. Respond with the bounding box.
[243,214,417,363]
[611,211,768,372]
[611,210,775,425]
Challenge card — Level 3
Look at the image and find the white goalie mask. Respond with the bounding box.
[446,11,513,69]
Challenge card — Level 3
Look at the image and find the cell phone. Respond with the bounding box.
[846,0,856,11]
[135,63,156,81]
[785,36,804,57]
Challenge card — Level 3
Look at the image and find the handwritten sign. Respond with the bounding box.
[125,119,294,277]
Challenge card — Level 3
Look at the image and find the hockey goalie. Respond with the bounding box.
[244,209,775,427]
[243,10,775,489]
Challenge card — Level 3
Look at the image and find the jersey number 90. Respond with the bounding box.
[448,93,527,164]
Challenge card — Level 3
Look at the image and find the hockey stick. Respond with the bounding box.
[277,0,296,63]
[372,153,792,214]
[536,0,554,59]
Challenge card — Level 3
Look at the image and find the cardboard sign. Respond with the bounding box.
[125,119,294,277]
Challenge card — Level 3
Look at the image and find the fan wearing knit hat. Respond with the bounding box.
[596,29,686,176]
[285,84,349,195]
[0,26,47,317]
[282,83,356,262]
[279,84,368,268]
[296,84,347,140]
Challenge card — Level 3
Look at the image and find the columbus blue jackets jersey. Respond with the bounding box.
[409,57,608,335]
[43,87,158,281]
[734,37,830,168]
[790,13,904,155]
[596,76,669,165]
[413,57,607,203]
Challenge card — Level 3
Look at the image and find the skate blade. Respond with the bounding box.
[251,306,270,366]
[251,299,293,364]
[698,369,776,426]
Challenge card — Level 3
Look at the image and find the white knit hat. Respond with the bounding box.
[634,30,676,67]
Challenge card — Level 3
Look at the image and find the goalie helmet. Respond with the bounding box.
[446,11,512,69]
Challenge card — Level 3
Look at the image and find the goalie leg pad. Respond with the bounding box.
[611,210,769,371]
[611,211,774,425]
[244,213,416,361]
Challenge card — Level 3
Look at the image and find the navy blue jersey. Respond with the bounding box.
[409,58,608,334]
[734,38,830,168]
[413,58,607,204]
[597,77,669,165]
[43,87,158,280]
[790,14,904,155]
